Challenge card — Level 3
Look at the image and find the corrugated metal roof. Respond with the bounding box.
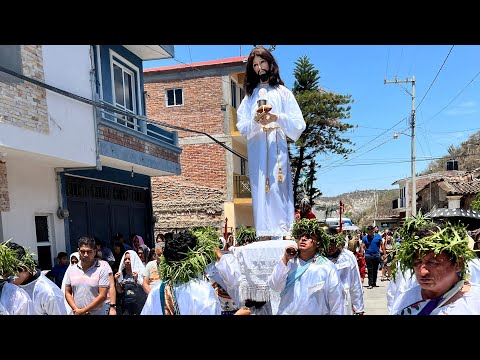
[426,208,480,219]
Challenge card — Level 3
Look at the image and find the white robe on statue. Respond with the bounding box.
[140,278,221,315]
[268,255,346,315]
[237,84,306,238]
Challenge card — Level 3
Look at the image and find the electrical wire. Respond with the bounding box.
[317,117,408,174]
[419,68,480,126]
[415,45,454,111]
[318,151,480,168]
[0,64,248,162]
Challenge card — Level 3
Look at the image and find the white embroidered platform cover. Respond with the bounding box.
[230,239,296,314]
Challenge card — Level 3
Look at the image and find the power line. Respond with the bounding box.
[419,68,480,126]
[317,117,408,174]
[415,45,454,111]
[319,151,480,168]
[0,64,248,162]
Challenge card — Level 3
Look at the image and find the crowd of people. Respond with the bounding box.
[2,213,480,315]
[0,231,172,315]
[2,45,480,316]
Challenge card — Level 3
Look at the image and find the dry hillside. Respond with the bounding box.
[313,189,397,227]
[312,130,480,227]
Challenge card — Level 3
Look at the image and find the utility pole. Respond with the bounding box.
[339,201,344,233]
[384,76,416,218]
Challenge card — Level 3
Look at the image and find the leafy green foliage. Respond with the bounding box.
[158,227,218,284]
[392,212,475,281]
[471,192,480,211]
[0,240,19,279]
[289,56,355,207]
[293,55,319,93]
[0,239,36,278]
[291,218,338,255]
[331,232,347,248]
[235,225,257,246]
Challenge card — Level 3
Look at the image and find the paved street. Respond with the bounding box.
[362,270,389,315]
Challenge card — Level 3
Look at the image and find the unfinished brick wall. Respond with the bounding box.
[145,76,225,138]
[147,75,228,233]
[0,45,48,133]
[151,177,225,232]
[98,124,180,163]
[0,161,9,211]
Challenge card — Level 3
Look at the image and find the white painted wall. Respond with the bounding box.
[447,195,462,209]
[0,45,97,166]
[1,157,66,262]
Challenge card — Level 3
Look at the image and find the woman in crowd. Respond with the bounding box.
[114,250,147,315]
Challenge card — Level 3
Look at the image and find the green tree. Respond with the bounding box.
[289,55,355,207]
[471,192,480,211]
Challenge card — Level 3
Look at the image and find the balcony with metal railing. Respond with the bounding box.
[97,105,181,176]
[234,174,251,201]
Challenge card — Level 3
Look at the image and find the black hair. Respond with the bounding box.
[113,233,124,241]
[3,241,26,259]
[113,241,125,252]
[94,237,103,247]
[77,236,96,250]
[244,46,284,96]
[57,251,68,259]
[163,230,198,262]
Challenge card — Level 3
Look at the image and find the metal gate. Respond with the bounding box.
[65,176,151,252]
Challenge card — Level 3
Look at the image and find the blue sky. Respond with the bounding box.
[144,45,480,197]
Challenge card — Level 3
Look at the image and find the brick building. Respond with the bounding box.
[144,56,254,235]
[0,45,180,269]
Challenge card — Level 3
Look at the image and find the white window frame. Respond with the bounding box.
[109,49,143,130]
[34,213,55,270]
[165,88,183,107]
